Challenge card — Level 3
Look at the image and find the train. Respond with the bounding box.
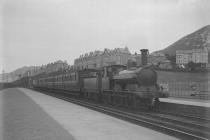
[8,49,168,109]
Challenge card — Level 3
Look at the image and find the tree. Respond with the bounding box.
[165,54,176,68]
[187,61,196,71]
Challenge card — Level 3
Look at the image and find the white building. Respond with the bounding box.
[176,50,192,65]
[176,47,208,66]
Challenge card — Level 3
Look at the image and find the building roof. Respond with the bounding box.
[74,47,131,63]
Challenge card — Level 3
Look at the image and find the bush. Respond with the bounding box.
[187,61,196,71]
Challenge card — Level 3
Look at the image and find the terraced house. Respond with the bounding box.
[74,47,132,70]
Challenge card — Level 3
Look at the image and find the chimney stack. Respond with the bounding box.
[140,49,149,66]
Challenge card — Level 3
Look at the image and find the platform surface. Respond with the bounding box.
[1,88,75,140]
[1,88,178,140]
[160,97,210,108]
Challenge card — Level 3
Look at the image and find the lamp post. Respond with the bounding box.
[2,70,5,88]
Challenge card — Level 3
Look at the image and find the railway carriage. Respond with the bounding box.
[33,70,81,93]
[62,72,79,91]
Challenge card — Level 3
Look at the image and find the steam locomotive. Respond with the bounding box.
[30,49,168,109]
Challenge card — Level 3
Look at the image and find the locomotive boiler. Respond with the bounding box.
[111,64,161,107]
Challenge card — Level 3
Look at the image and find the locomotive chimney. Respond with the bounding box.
[140,49,148,66]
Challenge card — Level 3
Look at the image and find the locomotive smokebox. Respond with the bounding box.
[140,49,149,66]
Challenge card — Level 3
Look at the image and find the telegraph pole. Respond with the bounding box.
[2,70,5,88]
[2,70,4,81]
[27,71,31,88]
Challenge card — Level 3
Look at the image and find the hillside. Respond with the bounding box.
[158,25,210,56]
[0,66,40,82]
[0,60,68,82]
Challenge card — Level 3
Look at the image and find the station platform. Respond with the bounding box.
[0,88,178,140]
[160,97,210,108]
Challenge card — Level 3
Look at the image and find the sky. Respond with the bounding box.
[1,0,210,73]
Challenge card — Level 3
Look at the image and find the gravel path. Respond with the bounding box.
[1,88,75,140]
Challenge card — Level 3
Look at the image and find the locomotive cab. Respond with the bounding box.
[101,65,126,90]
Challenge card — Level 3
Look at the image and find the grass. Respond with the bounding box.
[157,70,210,83]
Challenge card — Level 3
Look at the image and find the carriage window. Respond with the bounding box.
[106,66,125,77]
[107,68,113,77]
[70,74,72,80]
[69,73,76,81]
[65,74,68,81]
[101,70,104,77]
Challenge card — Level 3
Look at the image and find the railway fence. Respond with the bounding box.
[159,81,210,100]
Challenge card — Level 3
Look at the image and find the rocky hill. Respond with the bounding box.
[158,25,210,56]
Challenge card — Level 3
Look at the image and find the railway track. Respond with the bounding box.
[154,109,210,124]
[36,88,210,140]
[155,105,210,121]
